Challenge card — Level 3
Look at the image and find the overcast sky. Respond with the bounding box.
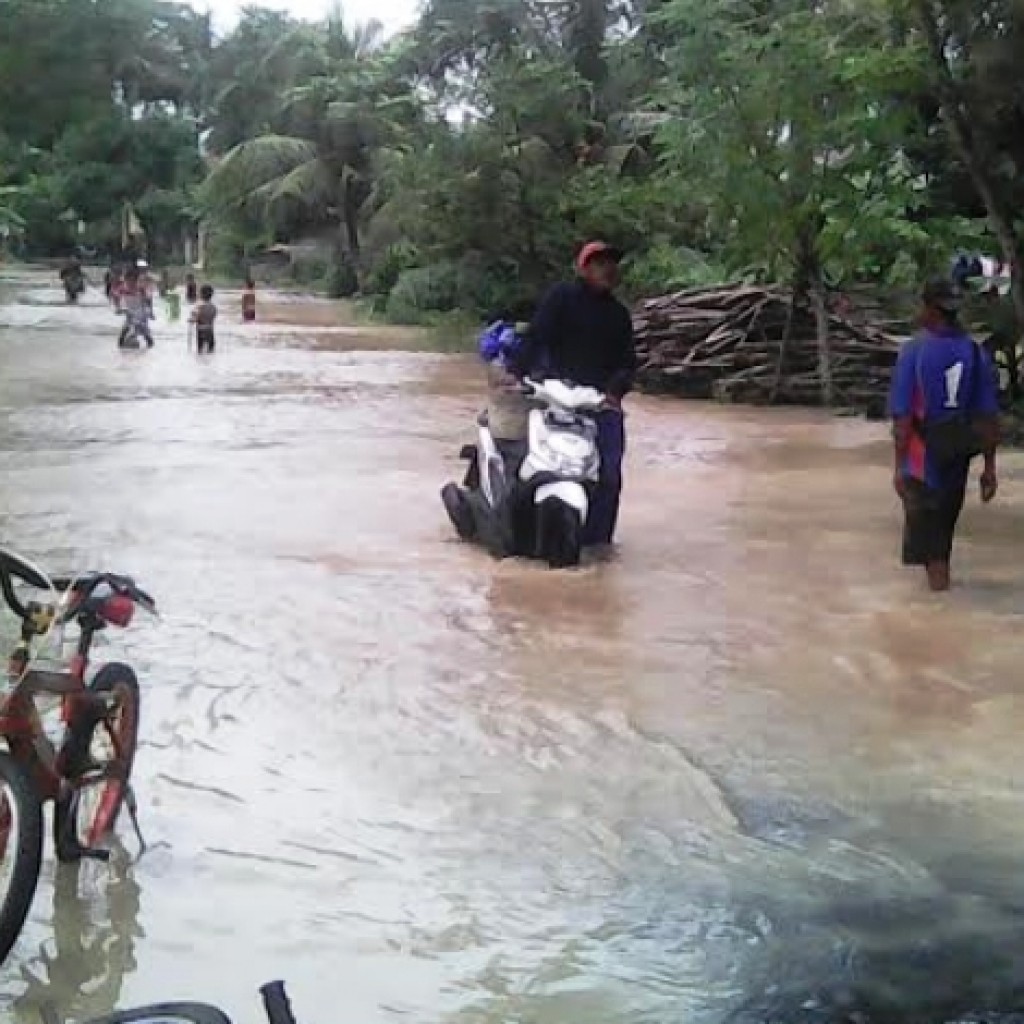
[194,0,420,36]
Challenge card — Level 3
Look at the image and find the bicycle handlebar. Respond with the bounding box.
[0,568,31,621]
[0,547,156,623]
[260,981,298,1024]
[0,547,51,620]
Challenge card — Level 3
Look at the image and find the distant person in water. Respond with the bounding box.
[118,267,155,348]
[888,277,1000,591]
[185,272,198,305]
[190,284,217,353]
[241,276,257,322]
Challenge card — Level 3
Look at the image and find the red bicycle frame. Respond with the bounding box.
[1,615,104,803]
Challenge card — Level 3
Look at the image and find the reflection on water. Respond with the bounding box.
[1,266,1024,1022]
[12,849,141,1023]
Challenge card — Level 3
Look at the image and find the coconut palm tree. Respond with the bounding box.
[200,15,412,292]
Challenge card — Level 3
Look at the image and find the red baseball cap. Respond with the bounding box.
[576,241,624,271]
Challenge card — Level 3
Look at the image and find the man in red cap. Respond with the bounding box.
[511,241,637,548]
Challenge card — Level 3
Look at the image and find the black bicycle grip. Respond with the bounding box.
[260,980,298,1024]
[0,566,30,621]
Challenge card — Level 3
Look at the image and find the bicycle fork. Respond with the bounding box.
[55,697,148,863]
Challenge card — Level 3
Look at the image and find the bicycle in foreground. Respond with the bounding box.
[0,545,156,963]
[76,980,300,1024]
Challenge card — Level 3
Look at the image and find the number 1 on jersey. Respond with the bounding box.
[944,361,964,408]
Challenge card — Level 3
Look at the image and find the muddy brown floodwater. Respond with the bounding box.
[2,266,1024,1024]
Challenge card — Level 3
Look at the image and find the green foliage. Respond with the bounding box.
[0,0,206,257]
[365,241,421,297]
[286,254,334,291]
[386,262,464,323]
[0,186,27,240]
[198,20,417,288]
[4,0,1024,353]
[622,244,728,298]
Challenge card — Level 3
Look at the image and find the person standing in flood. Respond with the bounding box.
[241,276,257,322]
[511,241,636,550]
[889,278,1001,591]
[189,284,218,354]
[118,267,155,348]
[185,272,198,305]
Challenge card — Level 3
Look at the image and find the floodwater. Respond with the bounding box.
[1,266,1024,1024]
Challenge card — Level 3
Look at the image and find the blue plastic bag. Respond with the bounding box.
[478,321,522,365]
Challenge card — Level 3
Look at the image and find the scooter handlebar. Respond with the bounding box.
[519,378,609,412]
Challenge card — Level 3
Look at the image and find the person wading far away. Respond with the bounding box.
[241,276,257,322]
[889,277,1001,591]
[190,284,218,354]
[511,241,637,548]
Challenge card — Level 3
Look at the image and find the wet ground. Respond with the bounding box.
[1,265,1024,1024]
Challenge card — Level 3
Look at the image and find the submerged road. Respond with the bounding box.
[2,265,1024,1023]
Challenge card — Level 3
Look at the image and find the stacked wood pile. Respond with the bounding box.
[633,284,903,412]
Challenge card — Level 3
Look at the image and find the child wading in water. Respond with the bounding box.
[190,284,218,353]
[241,276,257,322]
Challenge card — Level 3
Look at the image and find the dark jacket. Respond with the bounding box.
[513,280,637,398]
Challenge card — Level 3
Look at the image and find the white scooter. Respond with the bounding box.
[442,377,605,568]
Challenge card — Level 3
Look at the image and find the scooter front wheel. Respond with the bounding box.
[537,498,583,569]
[442,483,477,541]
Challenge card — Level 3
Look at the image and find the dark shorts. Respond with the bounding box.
[901,475,968,566]
[196,328,215,353]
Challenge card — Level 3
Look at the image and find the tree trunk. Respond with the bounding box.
[342,179,364,294]
[769,292,797,405]
[794,223,832,407]
[343,185,361,264]
[811,272,832,408]
[913,0,1024,372]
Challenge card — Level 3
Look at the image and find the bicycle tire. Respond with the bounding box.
[61,663,140,850]
[83,1003,231,1024]
[0,749,44,965]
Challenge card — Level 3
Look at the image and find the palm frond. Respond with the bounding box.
[258,25,309,76]
[352,19,386,57]
[201,135,317,208]
[257,158,334,209]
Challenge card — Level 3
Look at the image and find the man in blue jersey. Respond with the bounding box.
[889,278,1001,591]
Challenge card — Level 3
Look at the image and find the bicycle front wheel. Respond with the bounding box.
[0,749,44,964]
[66,663,141,850]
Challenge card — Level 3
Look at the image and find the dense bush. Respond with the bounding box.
[385,262,463,323]
[622,243,729,299]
